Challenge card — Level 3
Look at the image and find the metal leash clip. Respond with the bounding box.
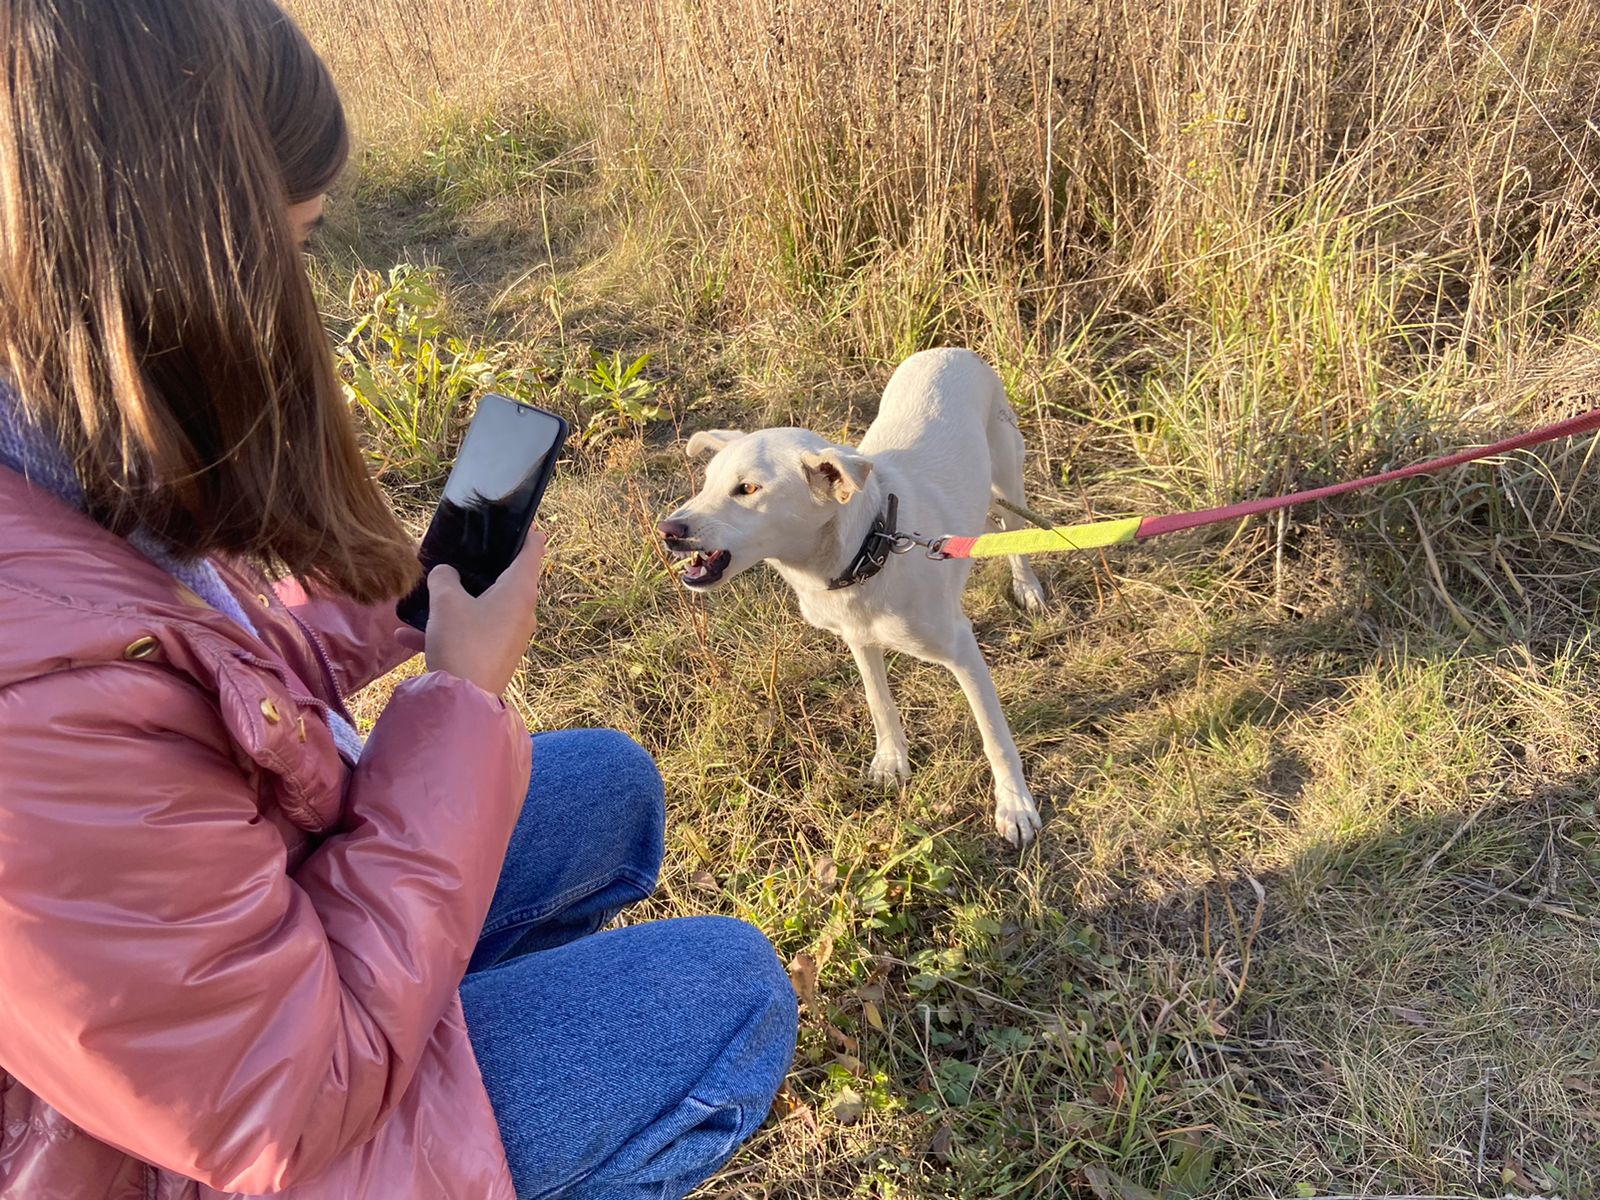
[886,531,950,559]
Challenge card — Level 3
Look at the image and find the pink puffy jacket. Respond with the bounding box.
[0,464,528,1199]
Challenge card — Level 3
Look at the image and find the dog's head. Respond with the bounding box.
[659,427,874,589]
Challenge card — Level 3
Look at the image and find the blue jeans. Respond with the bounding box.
[460,729,798,1200]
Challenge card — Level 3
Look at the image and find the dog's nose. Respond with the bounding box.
[658,518,690,541]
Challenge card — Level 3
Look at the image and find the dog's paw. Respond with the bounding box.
[993,786,1042,847]
[1011,577,1048,615]
[866,747,912,790]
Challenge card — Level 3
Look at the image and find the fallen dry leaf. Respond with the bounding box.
[773,1084,818,1134]
[788,953,819,1007]
[812,855,839,891]
[826,1025,860,1053]
[1389,1005,1430,1028]
[771,1084,805,1117]
[1501,1154,1545,1192]
[828,1087,865,1124]
[814,933,836,971]
[1081,1165,1159,1200]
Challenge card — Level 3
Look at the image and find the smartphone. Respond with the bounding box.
[396,394,568,631]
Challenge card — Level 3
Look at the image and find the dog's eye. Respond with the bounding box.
[733,481,761,497]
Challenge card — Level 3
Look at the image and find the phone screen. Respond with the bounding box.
[396,395,568,630]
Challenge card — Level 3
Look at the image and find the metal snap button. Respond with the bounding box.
[123,636,160,661]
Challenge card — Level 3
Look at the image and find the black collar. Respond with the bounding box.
[827,493,898,590]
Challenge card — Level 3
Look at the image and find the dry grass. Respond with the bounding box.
[294,0,1600,1195]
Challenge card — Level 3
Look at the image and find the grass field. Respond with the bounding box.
[289,1,1600,1195]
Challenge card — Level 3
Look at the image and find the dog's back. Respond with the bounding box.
[860,347,1008,453]
[859,348,1018,531]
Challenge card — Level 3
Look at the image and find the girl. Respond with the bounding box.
[0,2,796,1197]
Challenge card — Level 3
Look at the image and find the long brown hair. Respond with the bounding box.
[0,0,418,603]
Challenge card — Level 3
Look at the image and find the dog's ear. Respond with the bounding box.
[686,429,746,460]
[801,448,873,504]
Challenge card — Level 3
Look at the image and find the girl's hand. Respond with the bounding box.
[395,531,547,696]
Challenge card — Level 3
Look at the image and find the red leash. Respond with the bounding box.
[935,407,1600,560]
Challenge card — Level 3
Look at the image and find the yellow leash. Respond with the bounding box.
[944,517,1144,559]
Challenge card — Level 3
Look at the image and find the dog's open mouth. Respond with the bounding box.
[677,549,731,587]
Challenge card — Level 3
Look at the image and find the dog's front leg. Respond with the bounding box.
[939,624,1042,847]
[849,642,911,788]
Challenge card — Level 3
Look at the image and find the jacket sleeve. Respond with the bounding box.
[0,666,530,1194]
[270,576,416,695]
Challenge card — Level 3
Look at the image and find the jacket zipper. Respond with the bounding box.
[215,563,359,727]
[284,607,359,727]
[230,647,337,718]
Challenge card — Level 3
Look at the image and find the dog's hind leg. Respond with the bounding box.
[986,405,1048,614]
[928,618,1041,847]
[850,642,911,789]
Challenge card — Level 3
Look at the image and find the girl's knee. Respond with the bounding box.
[597,727,664,800]
[697,919,798,1115]
[588,727,665,851]
[542,728,661,802]
[532,725,662,809]
[689,916,799,1039]
[526,727,665,883]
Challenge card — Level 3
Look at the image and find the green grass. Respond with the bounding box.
[319,79,1600,1200]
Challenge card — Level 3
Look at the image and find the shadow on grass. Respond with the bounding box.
[833,608,1600,1200]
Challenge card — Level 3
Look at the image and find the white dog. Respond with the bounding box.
[659,348,1049,845]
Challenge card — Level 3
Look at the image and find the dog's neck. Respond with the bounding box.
[772,475,888,594]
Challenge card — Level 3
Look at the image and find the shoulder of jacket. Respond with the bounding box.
[0,474,263,689]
